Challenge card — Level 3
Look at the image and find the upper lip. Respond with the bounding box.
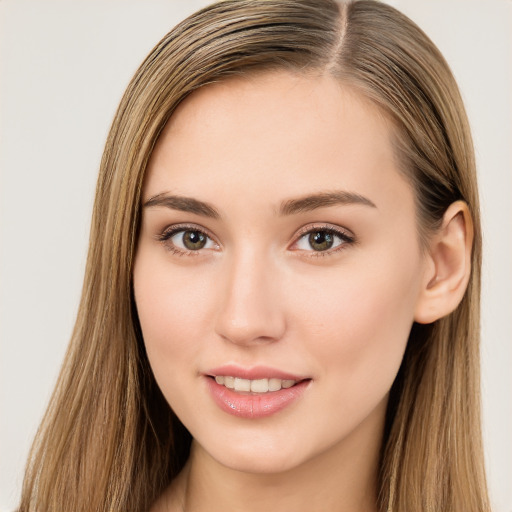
[206,364,308,381]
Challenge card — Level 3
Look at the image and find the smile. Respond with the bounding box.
[206,372,310,418]
[213,375,297,393]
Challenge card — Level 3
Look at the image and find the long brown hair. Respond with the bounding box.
[19,1,489,511]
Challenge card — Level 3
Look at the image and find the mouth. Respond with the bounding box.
[204,367,311,418]
[209,375,303,394]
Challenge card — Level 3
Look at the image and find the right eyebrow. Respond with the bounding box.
[143,193,220,219]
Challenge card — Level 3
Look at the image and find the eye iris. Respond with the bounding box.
[308,231,334,251]
[183,230,207,250]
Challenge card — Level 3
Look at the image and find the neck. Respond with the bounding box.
[168,400,385,512]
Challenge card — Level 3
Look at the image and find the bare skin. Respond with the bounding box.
[137,71,473,512]
[153,399,383,512]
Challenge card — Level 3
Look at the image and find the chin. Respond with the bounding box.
[210,445,306,475]
[191,424,330,476]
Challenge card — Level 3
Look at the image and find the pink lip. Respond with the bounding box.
[206,364,306,381]
[204,365,311,419]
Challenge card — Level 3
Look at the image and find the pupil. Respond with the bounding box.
[309,231,333,251]
[183,231,206,250]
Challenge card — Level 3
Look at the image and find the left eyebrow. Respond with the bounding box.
[279,191,377,216]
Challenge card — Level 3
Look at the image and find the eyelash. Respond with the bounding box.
[156,223,356,257]
[156,223,219,257]
[292,224,355,257]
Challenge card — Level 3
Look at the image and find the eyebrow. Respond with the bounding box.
[143,193,220,219]
[279,191,376,215]
[143,190,376,219]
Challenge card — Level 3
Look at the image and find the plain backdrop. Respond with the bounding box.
[1,1,511,511]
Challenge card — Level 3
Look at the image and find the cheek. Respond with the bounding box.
[133,252,214,394]
[291,249,421,409]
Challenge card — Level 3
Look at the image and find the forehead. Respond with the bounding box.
[144,70,411,214]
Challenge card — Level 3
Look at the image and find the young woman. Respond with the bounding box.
[18,1,491,511]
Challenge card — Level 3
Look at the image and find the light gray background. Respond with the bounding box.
[1,1,511,511]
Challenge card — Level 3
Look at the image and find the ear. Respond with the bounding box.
[414,201,474,324]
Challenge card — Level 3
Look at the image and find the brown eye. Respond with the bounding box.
[308,231,334,251]
[293,226,354,254]
[181,230,207,250]
[160,227,218,253]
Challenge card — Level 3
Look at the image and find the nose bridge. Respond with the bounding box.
[215,244,286,346]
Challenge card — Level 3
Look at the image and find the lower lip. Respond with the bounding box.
[206,377,310,419]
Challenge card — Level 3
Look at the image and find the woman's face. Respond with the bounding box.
[134,71,428,474]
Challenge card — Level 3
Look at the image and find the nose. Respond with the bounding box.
[214,248,287,346]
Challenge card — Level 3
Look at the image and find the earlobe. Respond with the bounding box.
[414,201,474,324]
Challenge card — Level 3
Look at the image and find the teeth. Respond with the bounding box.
[234,378,251,392]
[224,376,235,389]
[214,376,298,393]
[250,379,268,393]
[268,378,282,391]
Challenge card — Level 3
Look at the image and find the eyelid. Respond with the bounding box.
[289,223,356,255]
[156,223,220,254]
[154,222,355,257]
[293,222,354,240]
